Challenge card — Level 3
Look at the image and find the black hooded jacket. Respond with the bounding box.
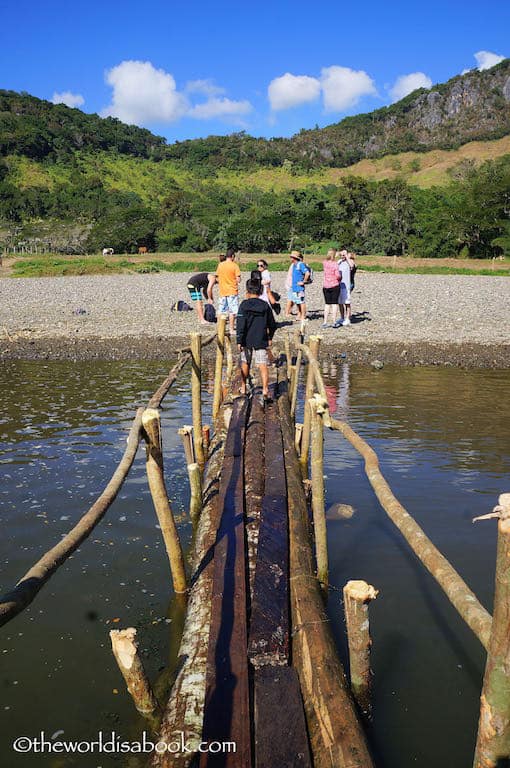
[236,297,276,350]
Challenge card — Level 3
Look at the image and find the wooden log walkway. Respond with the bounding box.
[164,375,371,768]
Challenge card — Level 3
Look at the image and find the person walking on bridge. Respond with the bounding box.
[237,278,276,404]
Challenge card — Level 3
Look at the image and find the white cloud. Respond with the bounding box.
[101,60,253,126]
[186,79,225,96]
[320,66,377,112]
[102,60,189,124]
[189,97,252,120]
[389,72,432,102]
[268,73,321,111]
[52,91,84,108]
[474,50,505,71]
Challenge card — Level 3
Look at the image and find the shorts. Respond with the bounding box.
[187,285,205,302]
[240,348,269,366]
[291,290,305,305]
[287,288,293,301]
[218,295,239,315]
[323,285,340,304]
[339,285,351,305]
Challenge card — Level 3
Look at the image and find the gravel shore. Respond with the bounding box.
[1,272,509,366]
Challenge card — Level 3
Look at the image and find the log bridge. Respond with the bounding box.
[1,317,509,768]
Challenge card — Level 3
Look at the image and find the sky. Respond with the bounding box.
[1,0,509,144]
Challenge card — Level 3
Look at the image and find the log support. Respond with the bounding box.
[187,462,203,528]
[309,396,328,589]
[178,426,195,466]
[299,335,321,476]
[474,493,510,767]
[212,316,227,422]
[110,628,160,723]
[142,409,187,594]
[343,580,379,717]
[190,333,205,471]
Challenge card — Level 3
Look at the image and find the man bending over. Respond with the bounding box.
[237,278,276,404]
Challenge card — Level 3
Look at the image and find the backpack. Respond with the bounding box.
[350,263,357,291]
[204,303,217,323]
[172,300,193,312]
[304,263,314,284]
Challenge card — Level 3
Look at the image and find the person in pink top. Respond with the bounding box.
[322,248,340,327]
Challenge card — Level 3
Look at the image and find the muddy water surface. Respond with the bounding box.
[1,360,509,768]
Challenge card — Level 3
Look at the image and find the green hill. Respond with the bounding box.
[1,62,509,260]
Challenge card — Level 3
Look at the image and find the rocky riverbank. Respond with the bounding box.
[1,272,509,367]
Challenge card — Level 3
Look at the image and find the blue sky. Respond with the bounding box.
[1,0,508,144]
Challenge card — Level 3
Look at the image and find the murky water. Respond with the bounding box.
[1,360,509,768]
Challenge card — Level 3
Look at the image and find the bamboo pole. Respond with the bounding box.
[142,409,187,595]
[0,409,144,627]
[110,628,160,721]
[300,335,321,475]
[277,373,374,768]
[330,416,492,649]
[212,316,227,422]
[343,580,379,717]
[187,463,203,528]
[310,396,328,588]
[190,333,205,472]
[178,426,195,466]
[474,493,510,767]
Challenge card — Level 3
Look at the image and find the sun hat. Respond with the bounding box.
[290,250,303,261]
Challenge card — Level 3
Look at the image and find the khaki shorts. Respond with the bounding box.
[240,348,269,365]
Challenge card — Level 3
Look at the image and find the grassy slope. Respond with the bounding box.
[7,135,510,199]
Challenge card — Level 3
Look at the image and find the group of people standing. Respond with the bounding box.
[185,246,356,403]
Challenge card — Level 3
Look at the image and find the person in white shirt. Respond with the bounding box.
[336,249,355,327]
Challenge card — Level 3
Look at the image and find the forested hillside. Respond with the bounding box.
[0,61,509,258]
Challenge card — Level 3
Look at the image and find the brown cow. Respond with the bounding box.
[138,246,148,254]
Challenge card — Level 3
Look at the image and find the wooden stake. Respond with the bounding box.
[284,333,292,381]
[225,331,234,383]
[343,580,379,717]
[178,425,195,465]
[212,316,227,422]
[295,422,303,454]
[300,335,321,476]
[190,332,205,471]
[110,628,160,720]
[142,409,187,594]
[310,396,328,589]
[474,494,510,767]
[290,348,302,419]
[188,462,203,528]
[202,424,210,461]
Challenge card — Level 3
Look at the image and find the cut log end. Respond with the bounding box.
[344,580,379,603]
[110,628,138,670]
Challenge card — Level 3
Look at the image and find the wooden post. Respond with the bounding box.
[142,409,187,594]
[190,333,205,471]
[310,396,328,589]
[284,333,292,381]
[225,331,234,383]
[290,347,302,419]
[188,462,203,528]
[300,335,321,476]
[110,628,160,720]
[474,493,510,768]
[343,580,379,717]
[178,425,195,465]
[295,422,303,454]
[212,316,227,421]
[202,424,210,461]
